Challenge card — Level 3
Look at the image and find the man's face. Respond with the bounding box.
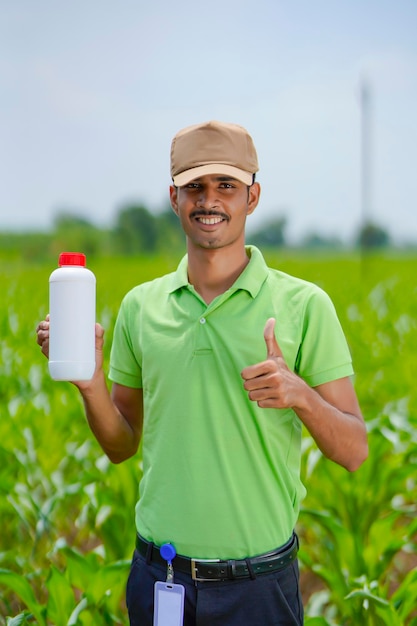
[170,174,260,251]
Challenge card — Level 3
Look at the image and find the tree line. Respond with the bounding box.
[0,202,394,261]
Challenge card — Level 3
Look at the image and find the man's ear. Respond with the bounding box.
[247,182,261,216]
[169,185,179,216]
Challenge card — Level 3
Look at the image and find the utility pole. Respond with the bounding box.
[360,76,372,275]
[361,76,372,232]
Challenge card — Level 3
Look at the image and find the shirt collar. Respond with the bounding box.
[168,245,269,298]
[168,254,190,292]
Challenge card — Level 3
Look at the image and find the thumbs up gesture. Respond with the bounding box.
[241,318,306,409]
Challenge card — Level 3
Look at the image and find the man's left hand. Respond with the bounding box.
[241,318,306,409]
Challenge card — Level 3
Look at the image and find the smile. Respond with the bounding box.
[197,216,224,225]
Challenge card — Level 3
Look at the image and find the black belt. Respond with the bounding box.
[135,533,298,582]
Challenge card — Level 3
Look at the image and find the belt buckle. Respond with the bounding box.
[191,557,221,582]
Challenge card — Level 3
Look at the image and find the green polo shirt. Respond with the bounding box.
[109,246,353,559]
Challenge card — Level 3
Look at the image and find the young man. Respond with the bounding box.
[37,120,368,625]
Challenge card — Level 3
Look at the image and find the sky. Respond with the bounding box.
[1,0,416,244]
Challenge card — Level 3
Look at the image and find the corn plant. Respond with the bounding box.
[1,252,416,624]
[297,254,417,625]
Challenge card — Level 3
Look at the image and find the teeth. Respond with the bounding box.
[198,217,223,224]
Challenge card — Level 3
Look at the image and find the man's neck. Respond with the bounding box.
[187,244,250,305]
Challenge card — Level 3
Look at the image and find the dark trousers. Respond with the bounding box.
[126,550,304,626]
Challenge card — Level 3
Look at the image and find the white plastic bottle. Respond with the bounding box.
[48,252,96,381]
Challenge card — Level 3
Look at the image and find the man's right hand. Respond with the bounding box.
[36,314,50,358]
[36,316,105,389]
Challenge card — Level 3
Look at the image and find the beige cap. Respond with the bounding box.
[170,120,259,187]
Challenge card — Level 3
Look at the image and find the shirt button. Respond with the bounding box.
[200,317,206,324]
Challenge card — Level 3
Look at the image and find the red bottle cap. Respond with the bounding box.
[58,252,87,267]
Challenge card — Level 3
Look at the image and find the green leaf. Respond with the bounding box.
[390,566,417,620]
[84,559,130,607]
[0,569,46,625]
[6,614,32,626]
[46,566,76,626]
[67,597,89,626]
[345,588,390,607]
[345,588,403,626]
[59,545,96,592]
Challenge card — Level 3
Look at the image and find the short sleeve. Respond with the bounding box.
[109,292,143,388]
[295,288,354,387]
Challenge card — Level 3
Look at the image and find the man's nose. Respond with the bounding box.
[196,186,219,209]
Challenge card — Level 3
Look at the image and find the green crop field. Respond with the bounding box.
[1,251,416,625]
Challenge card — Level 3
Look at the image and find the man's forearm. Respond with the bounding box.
[293,379,368,472]
[77,372,141,463]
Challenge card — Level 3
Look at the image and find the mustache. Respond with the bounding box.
[190,209,229,220]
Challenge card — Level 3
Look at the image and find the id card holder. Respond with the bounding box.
[153,580,185,626]
[153,542,185,626]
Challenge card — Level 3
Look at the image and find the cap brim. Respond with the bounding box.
[173,164,253,187]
